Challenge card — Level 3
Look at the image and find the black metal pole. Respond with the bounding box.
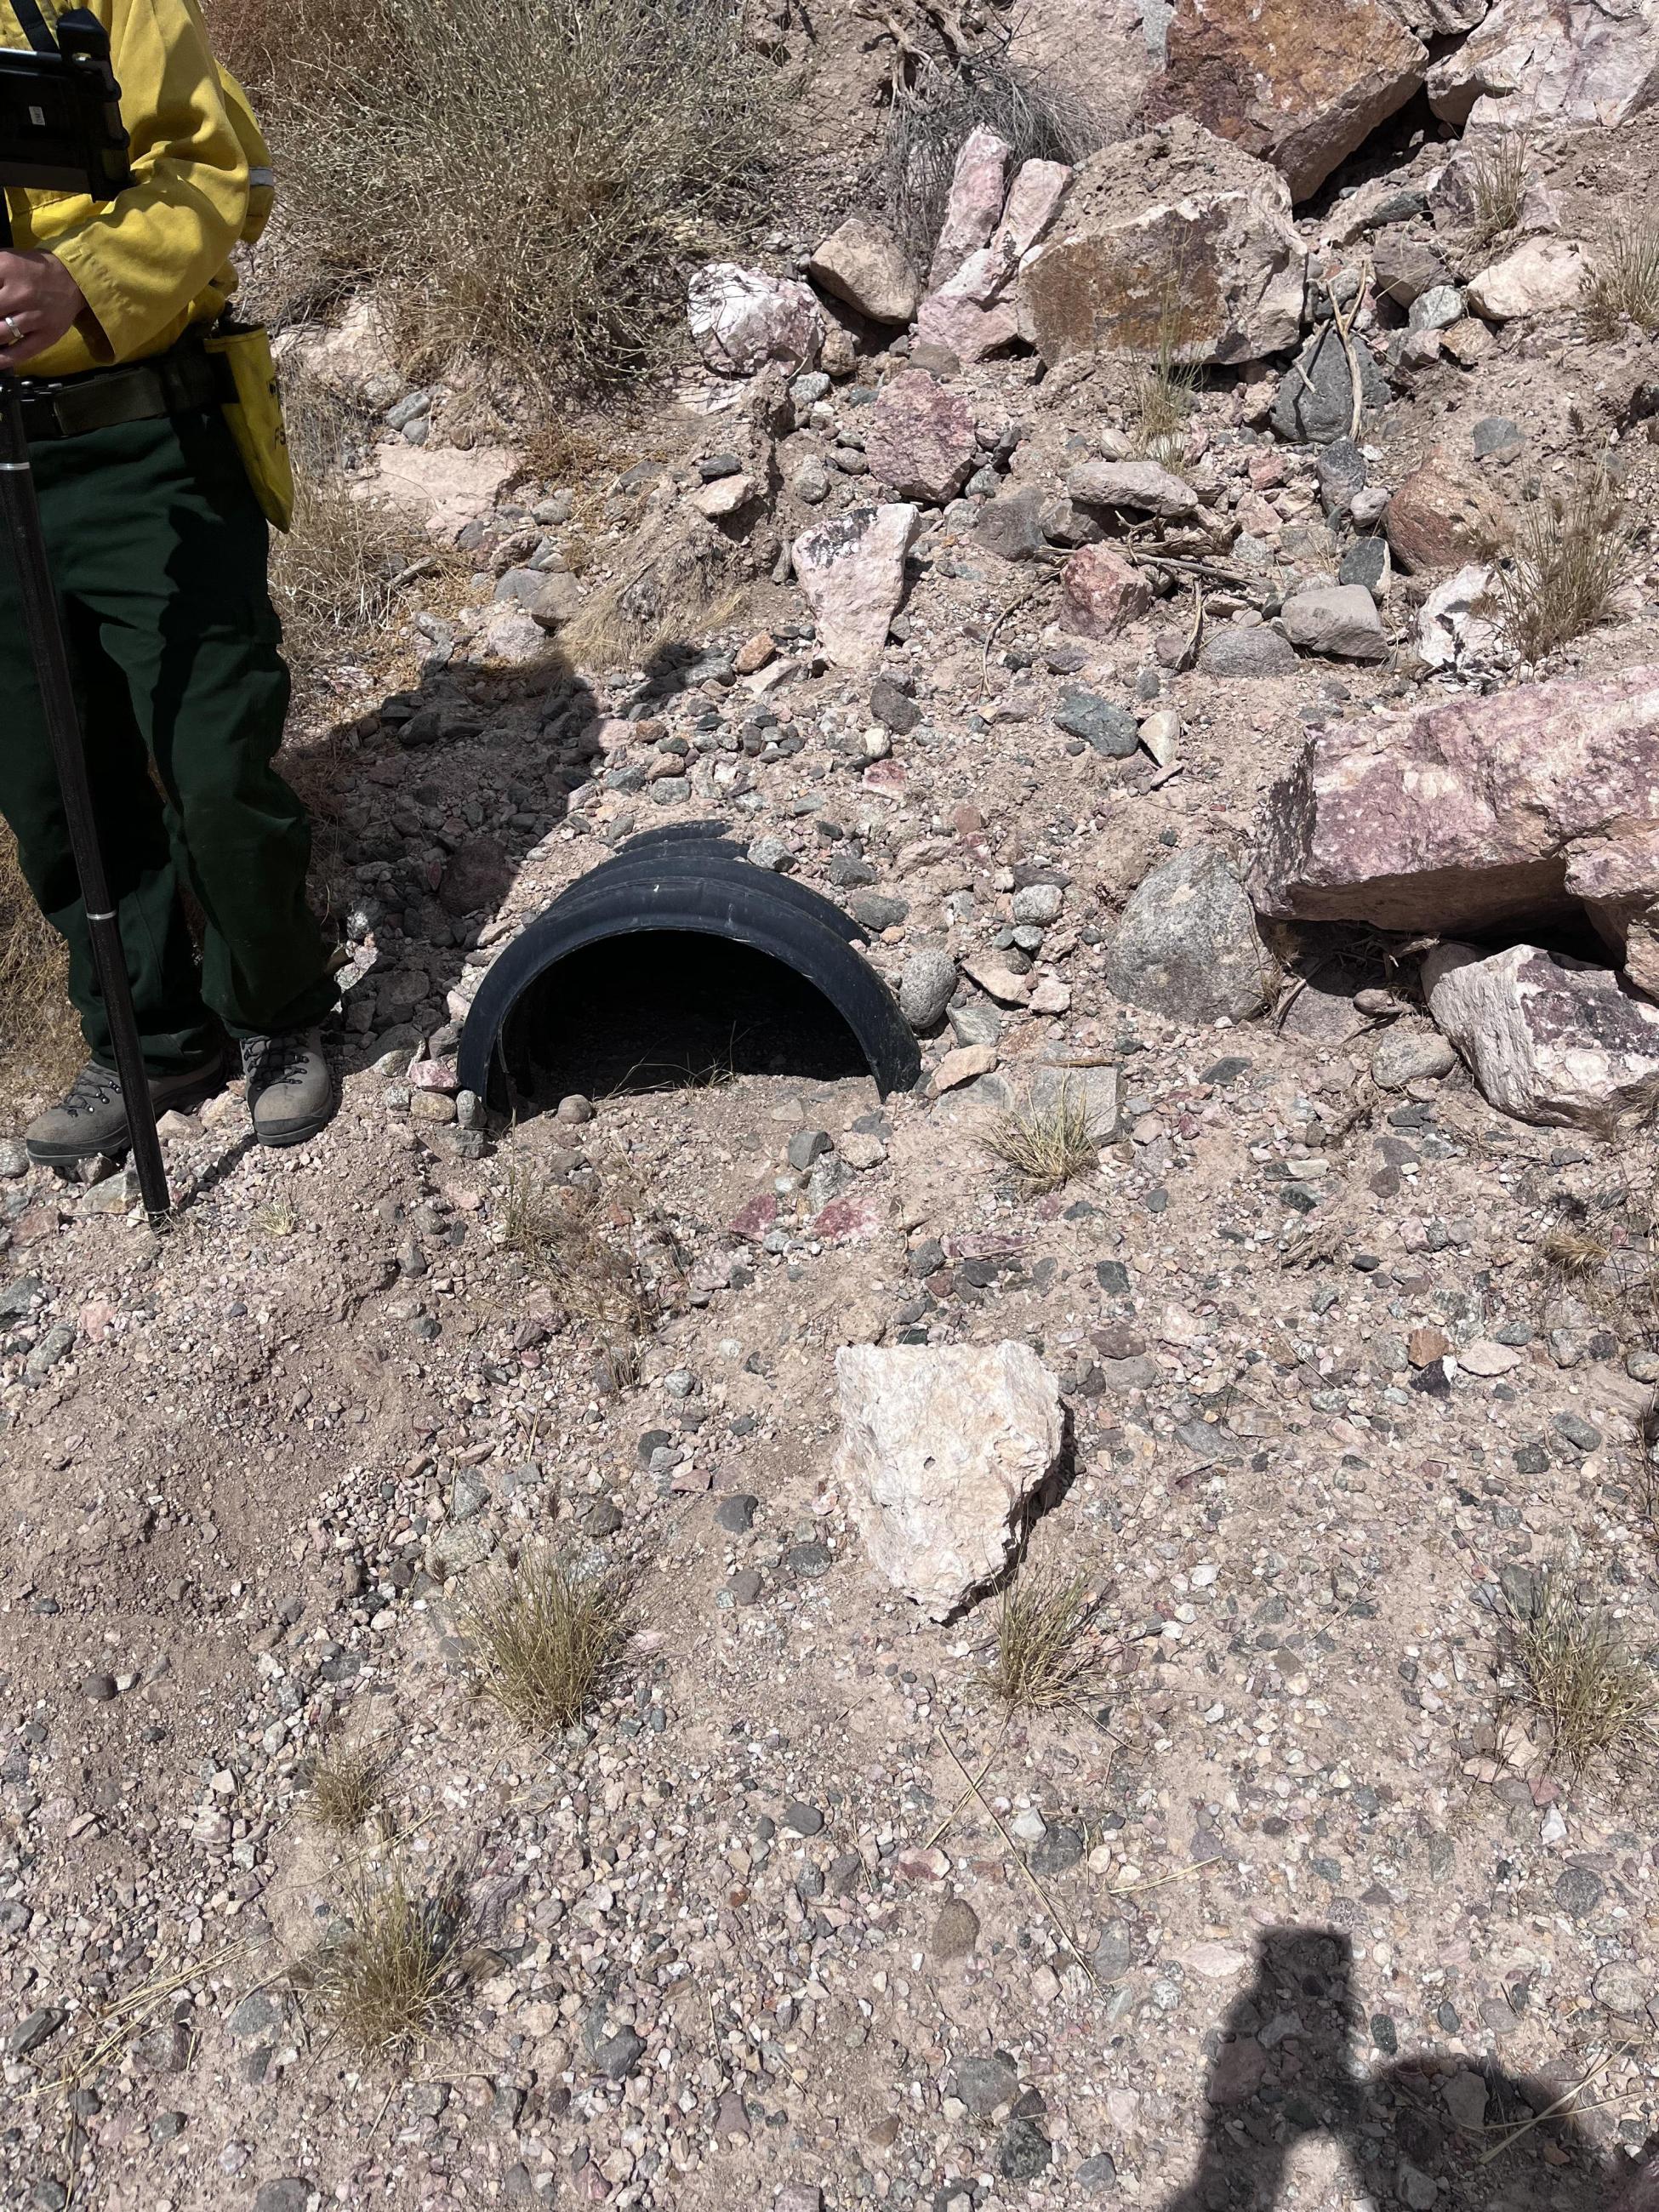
[0,218,171,1216]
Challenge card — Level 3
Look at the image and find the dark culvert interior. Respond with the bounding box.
[505,932,872,1104]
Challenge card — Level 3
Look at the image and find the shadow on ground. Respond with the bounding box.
[1162,1928,1655,2212]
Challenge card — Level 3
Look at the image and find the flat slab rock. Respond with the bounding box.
[1247,665,1659,999]
[1424,942,1659,1130]
[835,1341,1063,1617]
[793,504,921,673]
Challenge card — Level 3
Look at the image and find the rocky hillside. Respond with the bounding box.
[5,3,1659,2210]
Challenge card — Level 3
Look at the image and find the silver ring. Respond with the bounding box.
[0,315,20,345]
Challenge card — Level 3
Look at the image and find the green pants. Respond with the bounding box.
[0,400,336,1075]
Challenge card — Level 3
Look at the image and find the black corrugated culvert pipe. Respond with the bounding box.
[457,823,921,1110]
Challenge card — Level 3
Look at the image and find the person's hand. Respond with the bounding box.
[0,251,88,372]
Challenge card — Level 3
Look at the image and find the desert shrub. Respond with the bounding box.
[264,368,431,702]
[1463,130,1528,247]
[311,1865,468,2059]
[465,1548,632,1735]
[305,1742,384,1836]
[1584,221,1659,338]
[219,0,782,392]
[1504,1567,1656,1775]
[981,1080,1103,1194]
[1492,467,1633,662]
[0,829,77,1112]
[883,54,1102,267]
[987,1565,1106,1713]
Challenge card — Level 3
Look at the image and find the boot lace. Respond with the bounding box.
[241,1032,313,1095]
[62,1063,123,1119]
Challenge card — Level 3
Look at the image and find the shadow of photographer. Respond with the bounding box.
[1164,1928,1654,2212]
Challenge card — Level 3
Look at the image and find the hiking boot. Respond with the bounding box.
[25,1052,225,1168]
[242,1023,340,1148]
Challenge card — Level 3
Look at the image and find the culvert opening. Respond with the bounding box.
[505,932,871,1104]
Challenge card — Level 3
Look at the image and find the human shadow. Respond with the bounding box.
[1163,1928,1655,2212]
[284,621,602,1078]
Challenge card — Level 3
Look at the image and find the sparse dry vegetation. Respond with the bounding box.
[498,1162,676,1343]
[1493,467,1633,661]
[1465,130,1529,247]
[987,1566,1107,1713]
[305,1742,384,1836]
[225,0,784,393]
[311,1866,468,2061]
[883,54,1100,265]
[465,1548,632,1735]
[1584,219,1659,338]
[1131,338,1199,470]
[1505,1567,1656,1775]
[981,1079,1104,1194]
[0,829,77,1114]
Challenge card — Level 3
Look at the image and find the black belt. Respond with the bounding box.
[14,337,223,442]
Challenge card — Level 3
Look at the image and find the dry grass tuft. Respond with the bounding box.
[1541,1223,1613,1285]
[988,1567,1106,1713]
[1464,131,1529,247]
[239,0,784,394]
[1492,467,1633,662]
[884,54,1100,266]
[305,1742,384,1836]
[311,1866,467,2061]
[560,522,746,672]
[498,1163,675,1343]
[1128,276,1204,469]
[265,357,441,715]
[981,1079,1105,1194]
[465,1548,632,1735]
[1584,221,1659,338]
[1506,1568,1656,1775]
[0,827,77,1115]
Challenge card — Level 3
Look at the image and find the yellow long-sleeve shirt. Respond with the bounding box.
[1,0,248,375]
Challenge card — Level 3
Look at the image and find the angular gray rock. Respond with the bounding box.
[898,948,958,1031]
[1280,583,1389,660]
[807,216,921,326]
[1199,627,1297,677]
[835,1342,1064,1616]
[1272,325,1391,444]
[1423,943,1659,1130]
[974,485,1048,563]
[1054,688,1140,756]
[1067,458,1200,519]
[1108,846,1275,1023]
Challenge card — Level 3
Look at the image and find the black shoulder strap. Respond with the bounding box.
[10,0,60,55]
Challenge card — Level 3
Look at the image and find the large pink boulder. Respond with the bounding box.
[1428,0,1659,132]
[1248,667,1659,998]
[1060,544,1154,638]
[794,503,921,672]
[915,157,1072,362]
[1148,0,1428,202]
[864,369,978,504]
